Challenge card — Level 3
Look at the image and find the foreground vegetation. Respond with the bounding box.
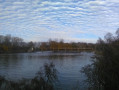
[0,63,58,90]
[81,29,119,90]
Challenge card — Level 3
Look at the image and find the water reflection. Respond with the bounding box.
[0,52,94,90]
[0,62,58,90]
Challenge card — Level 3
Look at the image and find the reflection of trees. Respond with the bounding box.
[0,54,23,68]
[48,54,78,61]
[0,62,58,90]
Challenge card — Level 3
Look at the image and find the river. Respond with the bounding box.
[0,51,94,90]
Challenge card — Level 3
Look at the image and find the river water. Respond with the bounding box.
[0,51,94,90]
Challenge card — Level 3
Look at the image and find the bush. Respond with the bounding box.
[81,29,119,90]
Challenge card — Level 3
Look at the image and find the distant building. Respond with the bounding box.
[28,47,34,52]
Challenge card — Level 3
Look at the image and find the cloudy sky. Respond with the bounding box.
[0,0,119,43]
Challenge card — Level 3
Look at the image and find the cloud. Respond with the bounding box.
[40,1,75,6]
[86,0,106,6]
[0,0,119,43]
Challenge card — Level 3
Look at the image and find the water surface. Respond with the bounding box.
[0,51,94,90]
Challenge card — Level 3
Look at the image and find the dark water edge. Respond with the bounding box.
[0,51,94,90]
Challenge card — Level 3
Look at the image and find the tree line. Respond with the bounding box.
[39,39,95,52]
[0,35,35,53]
[0,35,95,53]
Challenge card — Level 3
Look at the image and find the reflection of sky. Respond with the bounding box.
[0,0,119,43]
[0,52,94,89]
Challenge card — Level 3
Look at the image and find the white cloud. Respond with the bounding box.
[106,0,119,3]
[86,0,106,6]
[0,0,119,43]
[40,1,73,6]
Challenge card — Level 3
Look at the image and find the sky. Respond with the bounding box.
[0,0,119,43]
